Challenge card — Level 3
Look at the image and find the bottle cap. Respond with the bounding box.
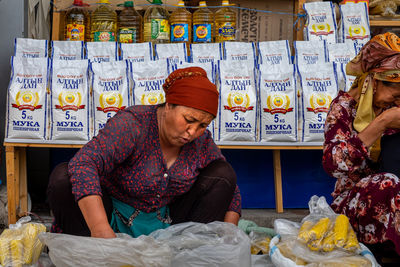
[100,0,110,4]
[199,1,207,7]
[124,1,134,7]
[73,0,84,6]
[222,0,230,6]
[177,0,185,7]
[151,0,163,4]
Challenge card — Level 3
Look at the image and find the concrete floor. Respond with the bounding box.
[241,208,309,228]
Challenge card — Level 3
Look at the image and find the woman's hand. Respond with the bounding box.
[379,107,400,129]
[224,211,240,225]
[78,195,116,238]
[90,223,116,238]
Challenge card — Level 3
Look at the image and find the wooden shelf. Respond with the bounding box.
[369,20,400,27]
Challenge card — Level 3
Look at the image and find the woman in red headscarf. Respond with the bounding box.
[323,32,400,254]
[47,67,241,238]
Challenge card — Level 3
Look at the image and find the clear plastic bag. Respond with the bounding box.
[0,216,46,267]
[270,196,380,267]
[150,221,252,267]
[39,232,172,267]
[249,231,271,255]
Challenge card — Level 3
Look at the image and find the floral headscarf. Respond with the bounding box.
[346,32,400,161]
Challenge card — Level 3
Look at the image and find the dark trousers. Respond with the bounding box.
[47,159,237,236]
[380,132,400,177]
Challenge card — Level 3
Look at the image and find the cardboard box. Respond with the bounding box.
[208,0,294,42]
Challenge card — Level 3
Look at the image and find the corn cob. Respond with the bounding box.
[298,220,314,243]
[0,229,12,266]
[333,214,349,248]
[309,217,331,240]
[321,231,336,252]
[307,239,321,251]
[10,238,23,267]
[344,228,360,251]
[22,223,46,264]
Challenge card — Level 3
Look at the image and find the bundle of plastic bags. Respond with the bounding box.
[370,0,400,16]
[269,196,380,267]
[150,221,252,267]
[39,232,172,267]
[0,216,46,267]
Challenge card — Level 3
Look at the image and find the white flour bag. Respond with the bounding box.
[51,40,84,60]
[50,59,90,140]
[257,40,291,67]
[218,60,257,141]
[339,2,370,54]
[190,43,222,64]
[327,43,356,93]
[303,1,337,43]
[177,62,214,83]
[86,42,118,63]
[341,63,356,92]
[327,42,356,64]
[259,64,297,142]
[131,61,169,106]
[14,38,48,58]
[294,40,327,69]
[154,43,187,64]
[223,42,256,64]
[6,57,49,140]
[120,42,153,62]
[92,61,130,136]
[300,63,339,142]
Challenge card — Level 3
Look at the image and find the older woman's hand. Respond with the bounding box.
[379,107,400,130]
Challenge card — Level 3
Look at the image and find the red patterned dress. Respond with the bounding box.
[323,91,400,254]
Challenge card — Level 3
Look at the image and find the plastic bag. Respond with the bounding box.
[39,232,171,267]
[0,216,46,267]
[370,0,398,16]
[249,231,271,255]
[150,221,252,267]
[270,196,380,267]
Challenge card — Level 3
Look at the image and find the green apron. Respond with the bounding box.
[110,197,171,237]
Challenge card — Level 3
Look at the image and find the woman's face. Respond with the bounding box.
[373,80,400,109]
[161,104,214,147]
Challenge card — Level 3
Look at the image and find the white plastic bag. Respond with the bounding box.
[39,232,172,267]
[150,221,252,267]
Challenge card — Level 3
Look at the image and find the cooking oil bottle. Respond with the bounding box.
[143,0,170,43]
[90,0,117,42]
[64,0,90,41]
[193,1,214,43]
[117,1,143,43]
[170,1,192,44]
[215,0,236,42]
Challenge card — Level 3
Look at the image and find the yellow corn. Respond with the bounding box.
[10,238,23,267]
[333,214,349,248]
[298,220,314,243]
[0,229,12,266]
[344,228,360,251]
[307,239,321,251]
[309,217,331,240]
[23,223,46,264]
[321,231,335,252]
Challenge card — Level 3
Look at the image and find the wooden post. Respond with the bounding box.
[6,146,17,224]
[273,149,284,213]
[294,0,306,42]
[19,148,28,217]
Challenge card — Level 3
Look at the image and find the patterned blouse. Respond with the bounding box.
[68,105,241,214]
[323,91,397,199]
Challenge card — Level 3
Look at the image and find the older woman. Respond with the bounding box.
[323,32,400,254]
[47,67,241,238]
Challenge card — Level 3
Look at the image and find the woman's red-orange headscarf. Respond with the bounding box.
[163,67,219,117]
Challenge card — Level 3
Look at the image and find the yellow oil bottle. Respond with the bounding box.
[90,0,117,42]
[117,1,143,43]
[170,1,192,44]
[143,0,170,43]
[64,0,90,41]
[193,1,214,43]
[215,0,236,42]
